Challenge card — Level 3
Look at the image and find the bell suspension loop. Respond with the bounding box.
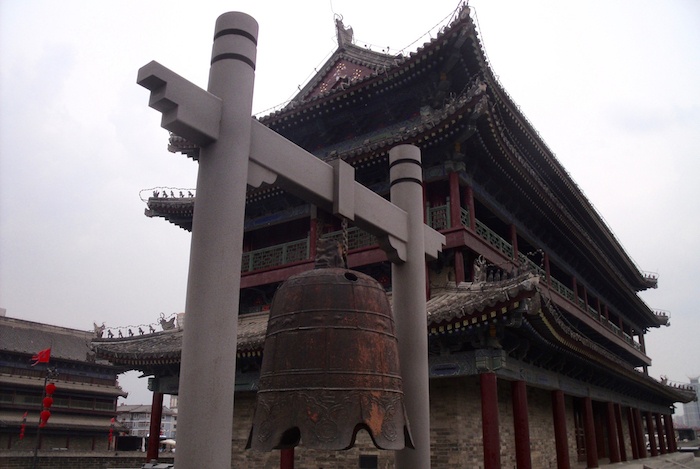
[341,217,349,269]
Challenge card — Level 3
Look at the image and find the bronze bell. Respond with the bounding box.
[248,240,412,451]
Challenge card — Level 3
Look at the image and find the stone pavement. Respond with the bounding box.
[597,452,700,469]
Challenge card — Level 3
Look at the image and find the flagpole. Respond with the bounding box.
[30,344,54,469]
[31,366,50,469]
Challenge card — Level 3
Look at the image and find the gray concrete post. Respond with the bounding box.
[174,12,258,468]
[389,145,431,469]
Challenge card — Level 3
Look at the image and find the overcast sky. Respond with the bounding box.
[1,1,699,407]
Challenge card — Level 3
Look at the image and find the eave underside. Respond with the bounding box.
[92,276,692,407]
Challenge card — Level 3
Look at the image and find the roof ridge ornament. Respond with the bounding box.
[334,14,354,48]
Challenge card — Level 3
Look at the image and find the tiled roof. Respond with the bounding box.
[91,274,695,405]
[0,316,107,365]
[427,273,539,325]
[117,404,175,415]
[93,277,538,366]
[92,312,269,364]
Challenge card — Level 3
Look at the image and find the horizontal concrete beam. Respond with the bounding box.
[137,61,222,146]
[249,119,444,263]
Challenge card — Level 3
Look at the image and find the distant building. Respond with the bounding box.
[116,404,176,439]
[683,377,700,428]
[674,413,687,427]
[0,315,126,450]
[168,395,178,438]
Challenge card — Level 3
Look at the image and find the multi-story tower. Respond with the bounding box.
[116,404,176,439]
[0,315,126,451]
[94,5,696,467]
[683,377,700,428]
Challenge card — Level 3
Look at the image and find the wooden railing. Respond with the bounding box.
[237,205,644,352]
[475,218,514,259]
[322,226,378,251]
[241,238,309,273]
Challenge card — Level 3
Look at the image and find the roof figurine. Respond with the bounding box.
[335,15,354,49]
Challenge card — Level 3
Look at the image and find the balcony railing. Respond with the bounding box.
[241,238,309,273]
[322,226,378,251]
[238,204,644,353]
[551,277,575,301]
[517,252,546,277]
[427,205,472,232]
[427,205,450,231]
[587,305,599,319]
[460,207,471,228]
[475,218,514,259]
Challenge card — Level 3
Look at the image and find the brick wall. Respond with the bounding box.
[231,377,581,468]
[1,433,99,452]
[2,377,593,468]
[430,377,480,468]
[620,406,634,459]
[3,382,639,468]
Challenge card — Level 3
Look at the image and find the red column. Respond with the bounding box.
[280,448,294,469]
[146,391,164,462]
[655,413,667,454]
[465,185,476,230]
[627,407,639,459]
[614,404,627,461]
[511,380,532,469]
[551,390,570,469]
[594,405,605,460]
[665,414,677,452]
[662,414,671,452]
[449,172,461,228]
[634,409,649,459]
[634,409,647,459]
[510,224,518,261]
[582,397,599,468]
[645,412,658,456]
[606,403,621,463]
[544,252,551,286]
[454,250,465,284]
[480,372,500,469]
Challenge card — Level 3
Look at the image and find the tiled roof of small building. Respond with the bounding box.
[93,278,539,366]
[0,315,107,365]
[90,275,695,403]
[117,404,175,415]
[92,311,269,364]
[427,273,539,324]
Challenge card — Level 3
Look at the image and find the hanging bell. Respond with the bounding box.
[248,239,413,451]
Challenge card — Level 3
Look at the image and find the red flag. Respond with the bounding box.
[31,348,51,366]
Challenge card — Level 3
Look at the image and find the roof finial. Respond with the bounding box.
[334,14,353,48]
